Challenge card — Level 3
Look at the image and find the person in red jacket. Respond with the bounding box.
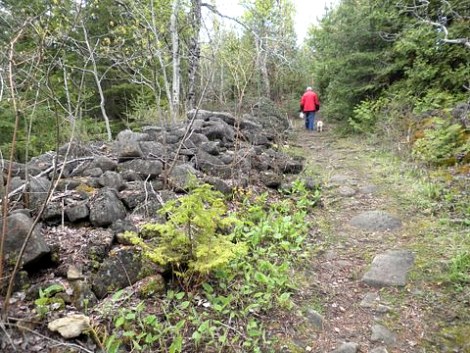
[300,86,320,131]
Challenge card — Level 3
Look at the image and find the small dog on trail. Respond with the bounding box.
[316,120,324,132]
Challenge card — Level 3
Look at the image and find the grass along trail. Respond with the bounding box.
[283,119,469,353]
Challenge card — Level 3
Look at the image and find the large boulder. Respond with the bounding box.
[89,156,117,172]
[195,149,232,179]
[201,119,235,142]
[118,159,163,179]
[27,176,51,211]
[89,188,127,227]
[65,201,90,222]
[98,171,125,191]
[0,212,50,267]
[92,248,144,299]
[168,164,201,191]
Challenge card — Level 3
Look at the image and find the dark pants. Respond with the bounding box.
[305,111,316,130]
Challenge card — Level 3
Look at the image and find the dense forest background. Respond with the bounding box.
[0,0,468,166]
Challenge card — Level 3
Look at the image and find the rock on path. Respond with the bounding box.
[349,210,402,232]
[362,250,415,287]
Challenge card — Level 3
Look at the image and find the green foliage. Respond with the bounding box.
[34,284,65,318]
[413,89,464,115]
[412,118,468,165]
[448,251,470,285]
[132,182,246,281]
[98,179,321,352]
[309,0,468,136]
[350,97,390,133]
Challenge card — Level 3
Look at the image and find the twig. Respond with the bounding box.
[0,320,16,352]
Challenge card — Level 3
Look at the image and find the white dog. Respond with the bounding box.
[316,120,324,132]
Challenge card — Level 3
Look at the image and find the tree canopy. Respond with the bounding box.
[0,0,468,164]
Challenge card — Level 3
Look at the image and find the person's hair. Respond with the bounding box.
[306,86,312,91]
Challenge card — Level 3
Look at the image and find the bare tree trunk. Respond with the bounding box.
[149,0,173,121]
[171,0,181,122]
[187,0,202,110]
[82,24,113,141]
[255,37,270,97]
[0,29,25,293]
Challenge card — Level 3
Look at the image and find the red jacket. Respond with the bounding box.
[300,90,320,112]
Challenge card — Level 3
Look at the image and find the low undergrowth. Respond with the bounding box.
[94,180,321,352]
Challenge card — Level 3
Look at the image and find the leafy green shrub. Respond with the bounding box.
[349,97,389,133]
[413,89,463,115]
[412,118,468,165]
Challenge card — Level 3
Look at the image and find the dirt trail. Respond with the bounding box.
[287,120,436,353]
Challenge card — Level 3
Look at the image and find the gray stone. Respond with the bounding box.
[371,324,397,346]
[119,182,162,216]
[196,149,232,178]
[359,292,380,308]
[92,248,143,299]
[55,179,81,192]
[137,275,166,298]
[362,250,415,287]
[118,159,163,179]
[90,156,117,172]
[349,210,402,231]
[65,202,89,222]
[70,279,98,310]
[370,347,388,353]
[338,186,356,197]
[305,309,324,330]
[82,167,103,177]
[281,158,304,174]
[41,201,63,224]
[201,118,235,142]
[98,171,125,191]
[358,184,377,194]
[8,176,25,193]
[0,213,50,267]
[116,129,150,142]
[27,176,51,211]
[331,342,359,353]
[168,164,199,191]
[115,140,144,160]
[260,170,283,188]
[204,176,232,195]
[330,174,352,186]
[200,141,221,155]
[139,141,167,158]
[110,219,138,237]
[48,314,90,339]
[67,265,84,281]
[89,188,127,227]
